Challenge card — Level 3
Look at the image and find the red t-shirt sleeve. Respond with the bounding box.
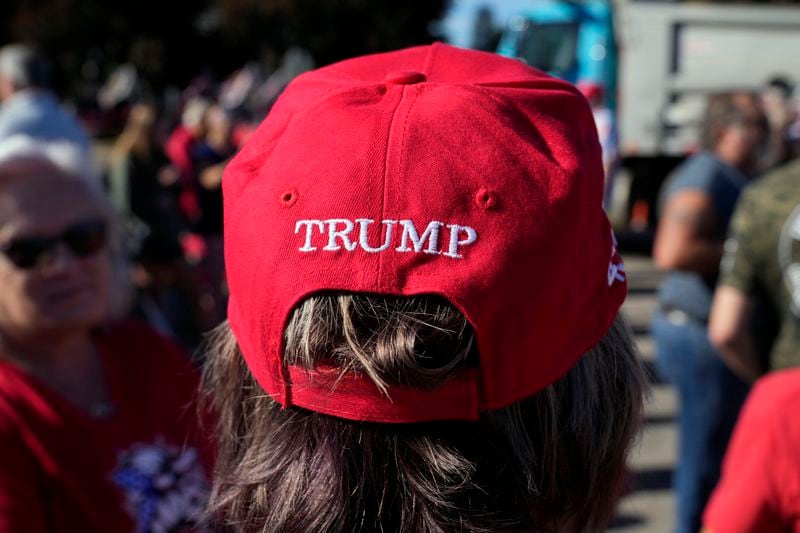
[703,379,796,532]
[0,416,48,533]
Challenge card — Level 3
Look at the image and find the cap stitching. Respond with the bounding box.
[265,282,293,406]
[324,66,370,83]
[473,78,581,93]
[465,84,563,167]
[271,267,471,279]
[256,86,359,184]
[422,42,440,76]
[236,87,360,409]
[279,85,386,140]
[387,87,422,289]
[378,87,412,288]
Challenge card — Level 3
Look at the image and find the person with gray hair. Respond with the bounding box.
[0,44,90,164]
[0,141,213,531]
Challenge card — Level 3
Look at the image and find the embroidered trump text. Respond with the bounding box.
[294,219,478,259]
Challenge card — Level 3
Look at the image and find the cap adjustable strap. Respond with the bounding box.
[284,365,482,423]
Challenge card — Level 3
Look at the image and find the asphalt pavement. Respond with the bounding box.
[609,254,676,533]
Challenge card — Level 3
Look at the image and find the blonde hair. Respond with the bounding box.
[202,293,647,532]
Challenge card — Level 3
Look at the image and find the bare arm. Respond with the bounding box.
[708,285,762,382]
[653,189,724,276]
[199,161,226,190]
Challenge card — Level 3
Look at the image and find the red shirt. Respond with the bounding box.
[165,125,196,181]
[704,369,800,532]
[165,125,201,222]
[0,321,213,532]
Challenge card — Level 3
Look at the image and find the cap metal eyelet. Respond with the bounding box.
[279,189,298,208]
[475,188,498,210]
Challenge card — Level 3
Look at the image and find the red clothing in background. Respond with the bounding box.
[165,125,195,180]
[704,369,800,532]
[0,321,213,533]
[165,125,201,222]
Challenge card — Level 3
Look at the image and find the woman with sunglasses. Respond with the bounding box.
[0,141,212,532]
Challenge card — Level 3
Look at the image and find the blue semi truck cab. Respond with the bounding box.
[491,1,800,238]
[495,0,616,108]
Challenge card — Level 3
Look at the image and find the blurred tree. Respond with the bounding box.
[1,0,208,96]
[0,0,449,102]
[213,0,449,67]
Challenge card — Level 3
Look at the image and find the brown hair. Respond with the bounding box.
[701,91,766,151]
[202,294,647,532]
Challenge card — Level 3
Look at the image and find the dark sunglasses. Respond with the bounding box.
[0,218,108,270]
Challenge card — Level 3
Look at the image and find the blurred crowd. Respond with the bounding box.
[3,30,800,532]
[0,43,317,354]
[651,79,800,531]
[102,47,314,352]
[0,41,315,530]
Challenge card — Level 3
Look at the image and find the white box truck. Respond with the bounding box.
[496,0,800,238]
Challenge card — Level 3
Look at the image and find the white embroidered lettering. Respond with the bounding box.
[295,218,477,259]
[396,220,443,254]
[295,220,325,252]
[356,219,397,253]
[443,224,478,258]
[323,219,358,251]
[607,231,625,285]
[608,261,626,285]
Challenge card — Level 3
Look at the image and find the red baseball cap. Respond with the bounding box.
[223,43,626,423]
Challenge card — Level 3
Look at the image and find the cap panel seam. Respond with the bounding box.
[260,86,353,176]
[422,42,440,76]
[284,84,381,131]
[378,86,416,287]
[387,87,421,289]
[463,84,563,167]
[397,86,420,189]
[229,89,356,404]
[248,84,387,208]
[227,107,296,198]
[324,66,371,83]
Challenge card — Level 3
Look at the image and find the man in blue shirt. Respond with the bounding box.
[652,92,767,533]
